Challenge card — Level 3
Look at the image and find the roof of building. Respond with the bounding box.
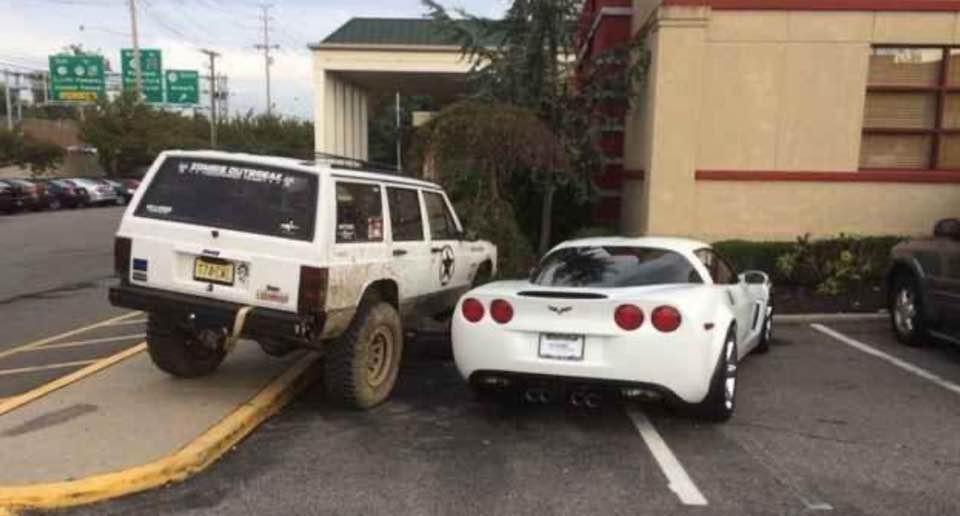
[316,17,492,48]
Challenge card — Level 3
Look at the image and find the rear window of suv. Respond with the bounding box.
[135,157,318,241]
[532,246,703,287]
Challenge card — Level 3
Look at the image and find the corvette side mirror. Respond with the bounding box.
[463,230,479,242]
[741,271,769,285]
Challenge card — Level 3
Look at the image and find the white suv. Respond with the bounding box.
[110,150,497,408]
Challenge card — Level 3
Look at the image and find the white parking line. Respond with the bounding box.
[812,324,960,397]
[36,334,147,350]
[627,408,708,506]
[0,360,99,377]
[104,319,148,327]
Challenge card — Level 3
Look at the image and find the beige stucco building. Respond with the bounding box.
[313,7,960,242]
[599,0,960,240]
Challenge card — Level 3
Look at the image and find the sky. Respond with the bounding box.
[0,0,509,119]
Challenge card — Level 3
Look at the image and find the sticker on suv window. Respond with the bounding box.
[146,204,173,215]
[178,161,286,185]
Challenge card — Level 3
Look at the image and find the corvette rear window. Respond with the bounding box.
[135,157,317,241]
[532,246,703,287]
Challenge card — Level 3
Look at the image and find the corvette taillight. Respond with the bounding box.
[614,304,644,330]
[651,306,682,333]
[297,266,328,315]
[462,298,485,322]
[490,299,514,324]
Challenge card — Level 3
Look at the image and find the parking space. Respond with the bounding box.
[0,312,143,399]
[60,320,960,516]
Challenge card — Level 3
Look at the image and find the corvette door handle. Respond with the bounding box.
[392,249,408,257]
[431,247,443,254]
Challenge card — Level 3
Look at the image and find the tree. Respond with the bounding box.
[79,92,204,176]
[79,93,314,177]
[0,129,65,176]
[413,100,567,275]
[423,0,644,254]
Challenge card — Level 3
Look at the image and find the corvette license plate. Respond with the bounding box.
[538,333,584,361]
[194,257,235,285]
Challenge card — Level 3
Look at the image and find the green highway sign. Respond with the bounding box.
[121,49,163,103]
[164,70,200,105]
[48,55,106,102]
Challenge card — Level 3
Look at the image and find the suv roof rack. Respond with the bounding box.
[311,152,404,175]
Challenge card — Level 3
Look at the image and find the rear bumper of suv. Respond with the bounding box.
[109,283,323,340]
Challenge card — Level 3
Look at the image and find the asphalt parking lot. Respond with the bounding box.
[3,208,960,516]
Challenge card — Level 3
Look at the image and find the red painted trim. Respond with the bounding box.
[696,169,960,183]
[663,0,960,11]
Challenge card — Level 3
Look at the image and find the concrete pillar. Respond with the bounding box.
[640,5,709,236]
[313,68,370,161]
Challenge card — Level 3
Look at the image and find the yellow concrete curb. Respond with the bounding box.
[0,352,321,512]
[0,344,146,417]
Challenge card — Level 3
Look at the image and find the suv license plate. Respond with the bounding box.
[538,333,584,361]
[194,257,235,286]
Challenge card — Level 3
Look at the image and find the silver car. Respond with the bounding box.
[68,178,120,206]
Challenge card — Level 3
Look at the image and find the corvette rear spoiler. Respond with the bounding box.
[517,291,608,300]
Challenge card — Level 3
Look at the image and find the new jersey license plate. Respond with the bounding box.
[538,333,585,361]
[194,257,235,286]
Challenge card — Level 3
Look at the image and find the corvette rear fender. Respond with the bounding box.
[705,300,737,367]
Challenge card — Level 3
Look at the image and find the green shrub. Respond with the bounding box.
[714,234,904,292]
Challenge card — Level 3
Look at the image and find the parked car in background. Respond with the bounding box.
[3,178,50,211]
[0,180,18,213]
[887,218,960,347]
[104,179,135,205]
[44,179,86,209]
[68,178,119,206]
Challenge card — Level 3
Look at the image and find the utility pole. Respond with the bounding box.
[254,4,279,116]
[14,73,22,123]
[128,0,144,99]
[395,91,402,171]
[201,49,220,148]
[3,71,12,130]
[217,75,229,121]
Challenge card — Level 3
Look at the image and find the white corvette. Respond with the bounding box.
[451,237,773,421]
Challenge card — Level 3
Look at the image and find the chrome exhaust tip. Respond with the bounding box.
[584,393,602,409]
[569,391,584,406]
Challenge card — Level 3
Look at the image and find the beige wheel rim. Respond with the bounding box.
[365,328,394,388]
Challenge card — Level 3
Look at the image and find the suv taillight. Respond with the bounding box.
[298,266,328,315]
[114,237,131,278]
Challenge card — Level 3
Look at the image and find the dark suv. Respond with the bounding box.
[886,218,960,346]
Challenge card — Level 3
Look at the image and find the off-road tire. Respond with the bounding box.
[890,273,927,347]
[693,328,738,422]
[146,314,226,378]
[324,301,403,409]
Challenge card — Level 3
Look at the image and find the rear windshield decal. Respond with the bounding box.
[146,204,173,215]
[178,161,288,185]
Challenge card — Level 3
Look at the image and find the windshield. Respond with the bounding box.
[532,246,703,287]
[134,157,318,241]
